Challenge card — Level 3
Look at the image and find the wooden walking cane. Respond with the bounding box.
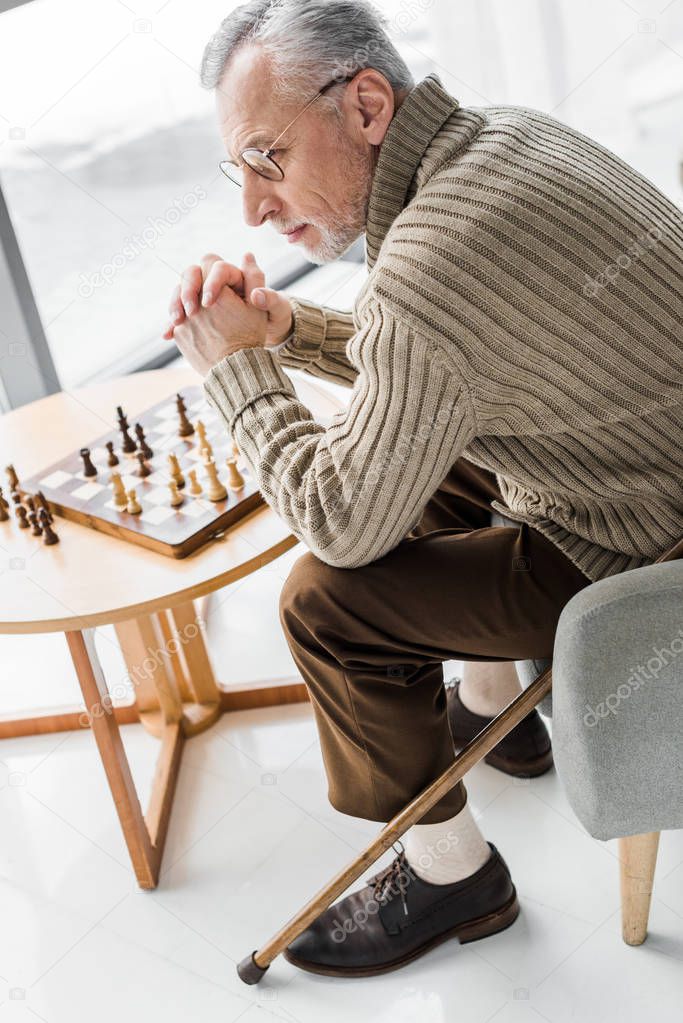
[237,534,683,983]
[237,663,553,983]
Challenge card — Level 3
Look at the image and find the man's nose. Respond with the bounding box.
[242,171,280,227]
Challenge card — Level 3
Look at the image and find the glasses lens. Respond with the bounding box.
[242,149,284,181]
[219,160,243,187]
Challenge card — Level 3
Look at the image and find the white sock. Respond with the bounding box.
[457,660,522,717]
[403,803,491,884]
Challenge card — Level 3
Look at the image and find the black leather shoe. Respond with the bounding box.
[283,842,519,978]
[446,677,553,777]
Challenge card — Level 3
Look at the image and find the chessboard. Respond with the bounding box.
[17,386,274,559]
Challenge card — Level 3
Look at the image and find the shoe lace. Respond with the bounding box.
[371,841,411,916]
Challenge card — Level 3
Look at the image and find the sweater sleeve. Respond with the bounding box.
[271,295,358,388]
[204,297,476,569]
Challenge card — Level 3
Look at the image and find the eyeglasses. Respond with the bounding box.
[219,74,356,187]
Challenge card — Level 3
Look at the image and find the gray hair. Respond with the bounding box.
[200,0,414,110]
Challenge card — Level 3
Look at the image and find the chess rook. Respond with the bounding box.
[225,457,245,491]
[80,448,98,478]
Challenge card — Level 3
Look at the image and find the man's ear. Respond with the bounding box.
[347,69,397,147]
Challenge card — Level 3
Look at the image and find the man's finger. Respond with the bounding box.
[168,284,184,324]
[241,251,266,304]
[202,260,245,306]
[199,252,223,278]
[250,286,279,313]
[180,265,203,315]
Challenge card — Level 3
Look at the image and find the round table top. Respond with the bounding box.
[0,367,343,634]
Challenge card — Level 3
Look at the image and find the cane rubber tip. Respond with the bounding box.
[237,951,269,985]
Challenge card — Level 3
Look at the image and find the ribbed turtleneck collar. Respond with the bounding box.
[364,73,460,269]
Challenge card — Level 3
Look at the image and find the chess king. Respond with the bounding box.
[164,0,683,980]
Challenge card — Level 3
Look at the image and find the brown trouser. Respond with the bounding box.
[279,458,592,824]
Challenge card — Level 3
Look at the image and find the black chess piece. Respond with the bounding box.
[116,405,129,429]
[11,492,21,505]
[80,448,98,477]
[176,395,194,438]
[134,423,154,459]
[5,464,19,493]
[39,509,59,546]
[15,505,29,529]
[26,495,35,513]
[119,421,137,455]
[35,491,52,523]
[0,487,9,522]
[136,451,152,478]
[28,511,42,537]
[106,441,119,467]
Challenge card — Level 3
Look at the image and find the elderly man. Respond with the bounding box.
[167,0,683,979]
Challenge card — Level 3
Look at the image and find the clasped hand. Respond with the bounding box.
[163,252,292,377]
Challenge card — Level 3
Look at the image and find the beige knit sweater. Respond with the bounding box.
[205,73,683,581]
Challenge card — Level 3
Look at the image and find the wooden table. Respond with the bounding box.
[0,367,343,888]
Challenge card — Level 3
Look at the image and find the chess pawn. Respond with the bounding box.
[127,489,142,515]
[188,469,202,496]
[28,511,42,537]
[105,441,119,467]
[15,505,29,529]
[39,509,59,546]
[168,480,184,508]
[203,458,227,502]
[136,451,152,478]
[35,491,53,523]
[225,457,245,491]
[168,453,185,489]
[110,472,128,510]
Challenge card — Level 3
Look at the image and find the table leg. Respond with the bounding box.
[66,628,183,889]
[115,602,221,738]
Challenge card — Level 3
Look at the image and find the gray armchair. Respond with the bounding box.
[492,511,683,946]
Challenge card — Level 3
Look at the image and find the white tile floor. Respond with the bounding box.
[2,540,683,1022]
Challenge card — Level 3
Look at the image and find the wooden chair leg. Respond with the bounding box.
[236,666,553,984]
[619,831,660,946]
